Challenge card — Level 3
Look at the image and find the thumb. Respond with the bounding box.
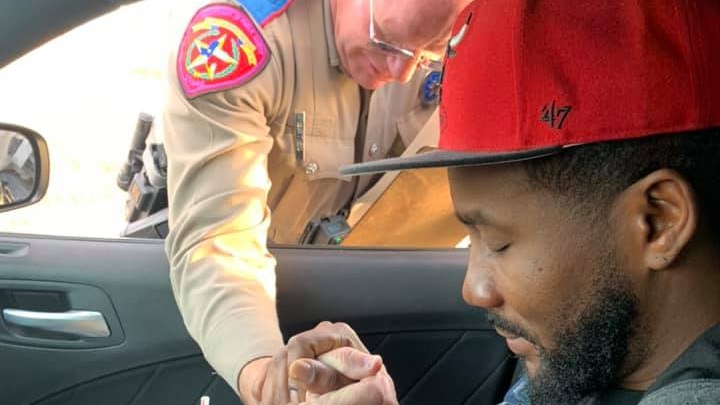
[289,358,354,394]
[289,348,382,393]
[317,347,383,380]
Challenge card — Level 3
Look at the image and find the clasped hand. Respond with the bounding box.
[244,322,398,405]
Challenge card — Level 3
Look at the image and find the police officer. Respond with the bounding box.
[159,0,471,403]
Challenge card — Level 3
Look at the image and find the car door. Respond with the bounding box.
[0,1,515,404]
[0,237,514,405]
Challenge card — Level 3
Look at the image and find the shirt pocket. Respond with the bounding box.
[291,112,355,180]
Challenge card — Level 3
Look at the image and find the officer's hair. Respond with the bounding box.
[521,127,720,241]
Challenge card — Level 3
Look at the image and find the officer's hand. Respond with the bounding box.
[294,350,398,405]
[238,357,272,405]
[240,321,374,405]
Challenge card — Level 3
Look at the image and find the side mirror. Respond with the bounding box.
[0,124,49,213]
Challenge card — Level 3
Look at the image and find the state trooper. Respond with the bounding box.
[156,0,472,403]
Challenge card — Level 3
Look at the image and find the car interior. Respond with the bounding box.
[0,1,518,405]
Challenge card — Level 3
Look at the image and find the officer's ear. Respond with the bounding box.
[615,169,698,271]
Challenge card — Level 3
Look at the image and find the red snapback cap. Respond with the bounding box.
[342,0,720,175]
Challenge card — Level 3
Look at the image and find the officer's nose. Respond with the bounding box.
[462,252,503,309]
[385,55,417,83]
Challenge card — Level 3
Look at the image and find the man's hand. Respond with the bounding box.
[238,322,377,405]
[290,348,398,405]
[289,347,383,394]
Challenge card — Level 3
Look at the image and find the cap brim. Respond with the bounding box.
[340,146,563,176]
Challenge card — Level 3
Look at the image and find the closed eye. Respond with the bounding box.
[455,215,480,236]
[455,213,475,226]
[491,244,510,253]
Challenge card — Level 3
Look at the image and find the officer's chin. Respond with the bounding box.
[355,72,391,90]
[347,62,391,90]
[359,79,389,90]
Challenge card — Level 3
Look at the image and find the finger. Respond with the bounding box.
[286,322,368,403]
[289,358,355,394]
[261,348,290,405]
[300,374,398,405]
[289,348,383,395]
[317,348,383,380]
[286,322,369,365]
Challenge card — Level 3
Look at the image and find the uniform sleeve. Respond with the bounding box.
[161,22,291,394]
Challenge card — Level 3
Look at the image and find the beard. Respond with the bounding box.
[488,250,640,405]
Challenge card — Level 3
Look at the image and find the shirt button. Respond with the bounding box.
[369,144,380,157]
[304,162,319,175]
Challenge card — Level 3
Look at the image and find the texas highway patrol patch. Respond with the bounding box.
[177,4,271,99]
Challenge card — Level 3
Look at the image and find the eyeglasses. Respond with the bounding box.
[367,0,444,71]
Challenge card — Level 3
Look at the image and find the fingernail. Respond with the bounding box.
[290,360,315,382]
[364,354,382,370]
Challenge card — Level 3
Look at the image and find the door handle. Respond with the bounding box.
[2,308,111,338]
[0,242,29,257]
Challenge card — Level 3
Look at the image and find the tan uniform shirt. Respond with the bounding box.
[161,0,437,392]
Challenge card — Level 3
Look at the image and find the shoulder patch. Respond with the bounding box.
[177,4,271,99]
[234,0,294,26]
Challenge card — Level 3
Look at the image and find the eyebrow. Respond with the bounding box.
[374,17,432,52]
[454,210,495,227]
[372,17,392,40]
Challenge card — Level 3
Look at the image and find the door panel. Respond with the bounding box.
[33,356,225,405]
[0,235,513,405]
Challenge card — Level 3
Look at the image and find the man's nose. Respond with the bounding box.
[385,55,417,83]
[462,261,503,309]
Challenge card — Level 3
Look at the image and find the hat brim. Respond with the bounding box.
[340,146,563,176]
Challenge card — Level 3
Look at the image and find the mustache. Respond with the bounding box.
[486,312,538,345]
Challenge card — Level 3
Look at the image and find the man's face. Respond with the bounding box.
[449,163,642,405]
[332,0,457,89]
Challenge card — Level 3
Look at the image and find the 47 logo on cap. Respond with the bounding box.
[177,4,271,99]
[540,100,572,130]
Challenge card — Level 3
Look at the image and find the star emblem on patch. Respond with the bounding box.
[177,4,271,99]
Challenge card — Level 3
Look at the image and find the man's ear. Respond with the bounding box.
[618,169,698,271]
